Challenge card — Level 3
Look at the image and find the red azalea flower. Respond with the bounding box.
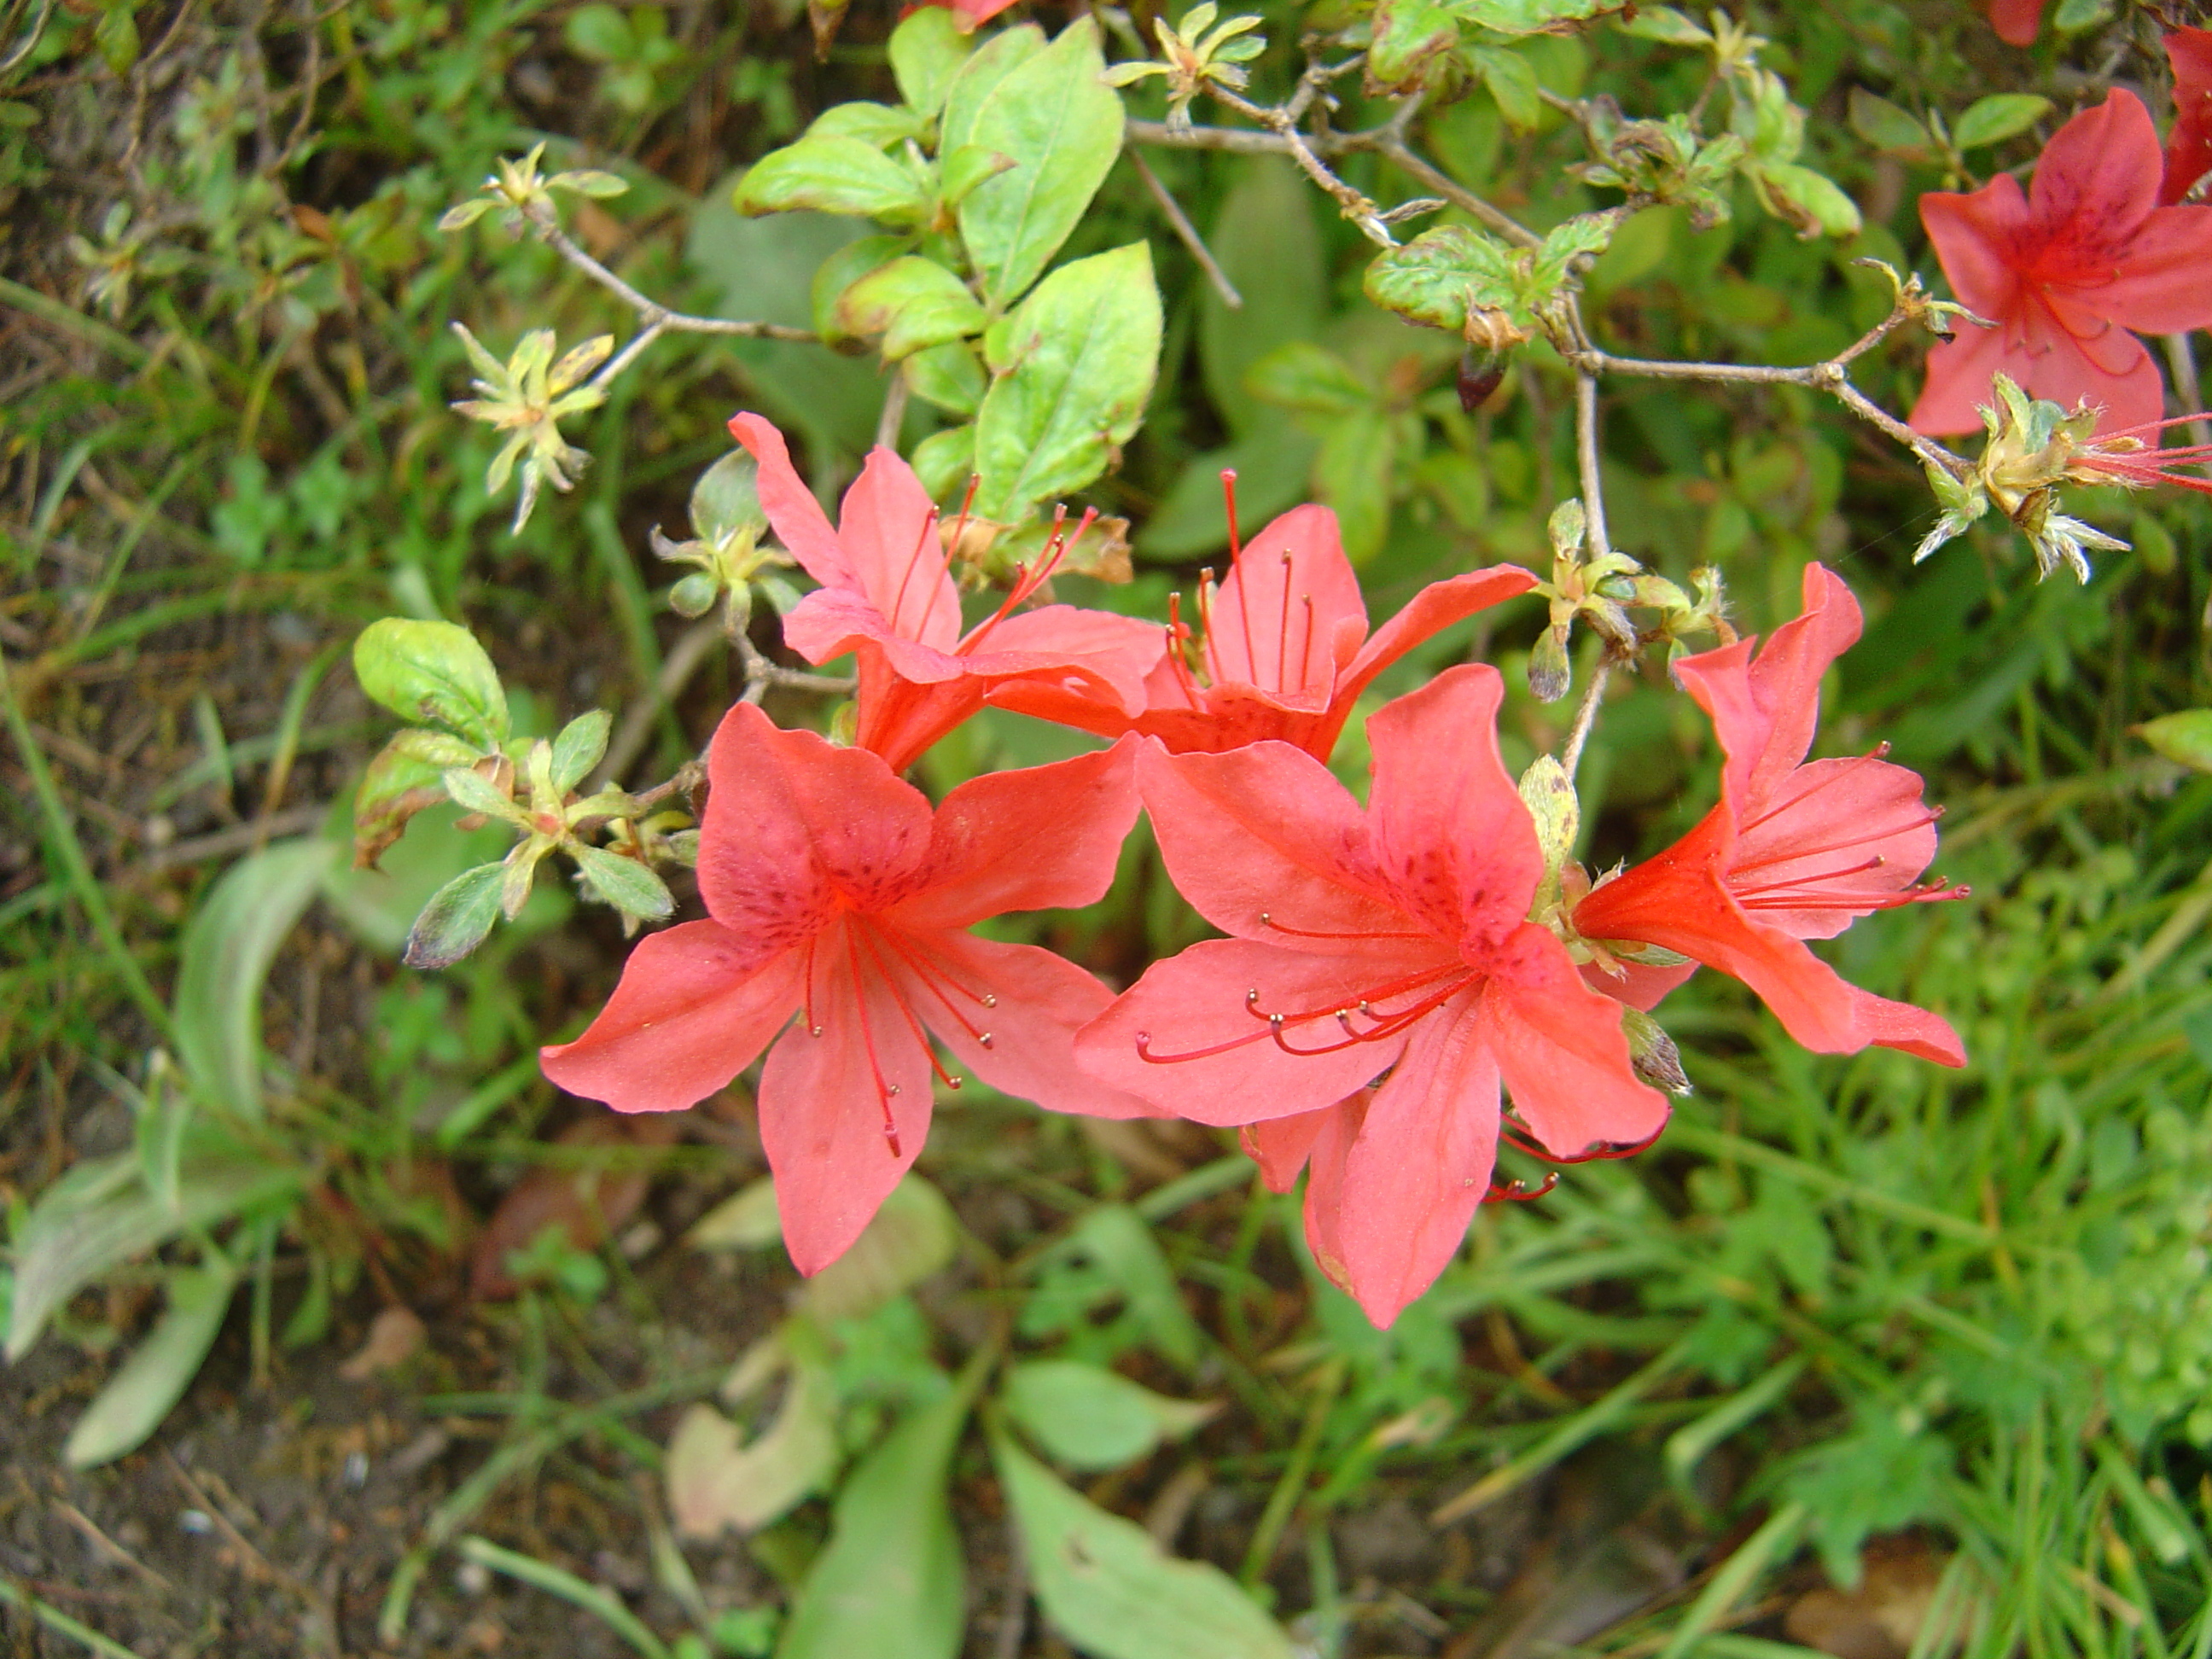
[2163,27,2212,205]
[1045,486,1534,759]
[916,0,1020,32]
[1910,91,2212,436]
[1986,0,2043,45]
[542,703,1151,1274]
[730,412,1161,773]
[1572,565,1966,1066]
[1075,667,1668,1326]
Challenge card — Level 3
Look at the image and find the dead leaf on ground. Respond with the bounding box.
[1785,1534,1954,1659]
[469,1113,684,1299]
[338,1305,427,1380]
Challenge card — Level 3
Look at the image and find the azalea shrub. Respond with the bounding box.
[317,0,2212,1646]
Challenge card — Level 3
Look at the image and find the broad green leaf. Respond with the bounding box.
[174,838,339,1122]
[735,136,928,226]
[2139,710,2212,773]
[403,860,508,969]
[1315,410,1397,566]
[1198,158,1325,438]
[1619,4,1710,43]
[668,1349,839,1536]
[937,143,1017,212]
[1056,1205,1204,1372]
[565,2,633,60]
[958,17,1123,307]
[993,1435,1293,1659]
[571,844,675,921]
[808,101,925,150]
[776,1386,973,1659]
[8,1152,300,1359]
[903,340,987,417]
[1138,428,1317,561]
[1471,44,1542,129]
[65,1259,240,1468]
[442,763,524,823]
[1451,0,1609,32]
[1363,224,1521,333]
[353,618,509,748]
[1367,0,1460,90]
[834,257,987,361]
[911,423,976,500]
[974,243,1162,522]
[691,449,771,544]
[1004,1361,1219,1471]
[804,1174,958,1321]
[810,232,911,344]
[940,24,1045,158]
[1751,161,1862,238]
[1244,342,1371,417]
[1952,92,2052,150]
[688,1176,784,1249]
[1848,88,1931,155]
[550,711,613,795]
[354,728,481,867]
[890,6,971,119]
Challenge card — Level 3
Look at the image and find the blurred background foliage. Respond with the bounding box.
[4,0,2212,1652]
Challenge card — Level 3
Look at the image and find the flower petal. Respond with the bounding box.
[1675,563,1860,818]
[698,702,934,929]
[1136,739,1407,946]
[973,604,1167,717]
[759,921,936,1275]
[2161,28,2212,206]
[729,412,854,590]
[1075,938,1429,1124]
[2028,91,2161,256]
[1476,925,1668,1160]
[1727,755,1939,940]
[1302,1004,1500,1329]
[1909,310,2034,436]
[1327,565,1537,757]
[836,448,962,652]
[780,589,970,682]
[899,928,1160,1120]
[893,741,1141,928]
[2094,204,2212,335]
[1919,177,2030,321]
[1365,664,1539,952]
[1242,1103,1339,1192]
[1206,504,1367,697]
[1986,0,2042,45]
[541,921,803,1115]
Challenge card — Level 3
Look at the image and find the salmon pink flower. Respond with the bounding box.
[1043,486,1534,759]
[729,413,1161,773]
[1985,0,2042,45]
[1572,565,1967,1066]
[2163,27,2212,205]
[1909,90,2212,436]
[918,0,1021,32]
[542,702,1151,1275]
[1075,667,1668,1327]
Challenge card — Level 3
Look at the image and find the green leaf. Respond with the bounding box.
[1365,0,1459,91]
[1952,93,2052,150]
[957,17,1124,308]
[2139,710,2212,773]
[440,198,496,230]
[1198,158,1326,439]
[64,1259,240,1469]
[937,143,1017,213]
[890,6,972,119]
[974,243,1162,522]
[565,2,633,61]
[808,101,926,150]
[174,839,340,1123]
[7,1152,300,1361]
[550,711,613,795]
[554,169,632,198]
[810,233,911,344]
[1004,1361,1219,1471]
[902,340,987,417]
[1138,430,1318,561]
[735,136,928,226]
[1244,342,1371,417]
[1619,4,1710,44]
[403,861,509,969]
[992,1435,1294,1659]
[1450,0,1609,32]
[834,257,987,361]
[94,1,139,73]
[1052,1206,1205,1371]
[776,1388,973,1659]
[1750,161,1862,238]
[1314,410,1396,566]
[1363,224,1522,333]
[572,844,676,921]
[911,424,977,500]
[1471,45,1542,129]
[940,24,1046,159]
[668,1346,840,1536]
[1847,88,1932,155]
[354,729,479,867]
[353,618,510,748]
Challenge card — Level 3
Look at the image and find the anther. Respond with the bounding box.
[809,1024,824,1037]
[981,993,998,1008]
[946,1075,964,1090]
[978,1032,994,1048]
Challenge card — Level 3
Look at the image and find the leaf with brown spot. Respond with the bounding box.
[469,1115,684,1299]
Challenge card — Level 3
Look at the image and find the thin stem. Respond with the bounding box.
[2163,333,2212,455]
[1561,659,1611,782]
[1574,370,1612,560]
[1127,148,1243,308]
[1208,84,1396,246]
[874,371,911,452]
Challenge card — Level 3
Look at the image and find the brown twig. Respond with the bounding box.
[1126,149,1243,309]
